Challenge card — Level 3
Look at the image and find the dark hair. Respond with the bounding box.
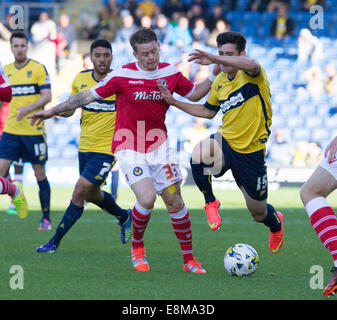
[90,39,112,54]
[129,28,157,52]
[10,31,28,44]
[216,31,246,53]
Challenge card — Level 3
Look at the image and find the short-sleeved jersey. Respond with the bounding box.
[204,64,272,153]
[71,69,116,155]
[0,62,12,102]
[4,59,51,135]
[91,62,195,153]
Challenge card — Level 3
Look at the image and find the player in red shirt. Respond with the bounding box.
[29,28,219,273]
[301,136,337,297]
[0,62,12,104]
[0,61,29,219]
[0,61,12,135]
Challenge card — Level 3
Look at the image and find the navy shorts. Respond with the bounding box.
[210,132,268,201]
[0,132,48,164]
[78,151,115,187]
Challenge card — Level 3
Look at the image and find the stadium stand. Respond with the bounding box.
[1,0,336,168]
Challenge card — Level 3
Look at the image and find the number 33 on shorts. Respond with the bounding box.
[163,163,179,181]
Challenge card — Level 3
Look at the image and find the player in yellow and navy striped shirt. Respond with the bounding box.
[36,39,131,254]
[0,32,52,229]
[157,31,285,255]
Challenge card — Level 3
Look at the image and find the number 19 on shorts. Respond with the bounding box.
[34,142,47,161]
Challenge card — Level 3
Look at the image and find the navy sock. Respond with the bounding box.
[110,170,119,200]
[263,204,281,233]
[38,178,51,221]
[51,201,83,246]
[97,191,128,223]
[190,158,216,203]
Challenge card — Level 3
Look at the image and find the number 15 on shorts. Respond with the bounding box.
[256,173,267,194]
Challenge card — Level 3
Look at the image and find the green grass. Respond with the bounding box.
[1,185,337,300]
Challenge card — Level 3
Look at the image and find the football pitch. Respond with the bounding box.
[0,185,336,301]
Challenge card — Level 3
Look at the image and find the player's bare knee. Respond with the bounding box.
[165,193,184,213]
[300,182,319,205]
[72,180,95,203]
[137,192,156,210]
[299,183,309,204]
[85,189,101,203]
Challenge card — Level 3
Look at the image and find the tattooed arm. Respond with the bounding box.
[28,89,95,126]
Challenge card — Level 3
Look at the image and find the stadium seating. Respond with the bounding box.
[13,0,332,164]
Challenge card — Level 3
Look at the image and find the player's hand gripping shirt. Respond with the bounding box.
[4,59,50,135]
[71,69,116,155]
[91,62,195,153]
[0,62,12,102]
[204,64,272,153]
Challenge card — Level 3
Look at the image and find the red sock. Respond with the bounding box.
[170,206,193,264]
[306,197,337,262]
[0,176,18,197]
[131,202,152,249]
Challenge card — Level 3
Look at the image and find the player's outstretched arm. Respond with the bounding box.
[189,49,260,76]
[28,89,95,126]
[188,49,216,66]
[188,64,221,102]
[157,80,216,119]
[16,88,51,121]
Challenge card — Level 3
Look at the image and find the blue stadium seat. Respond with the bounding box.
[279,70,297,82]
[293,12,312,24]
[226,11,245,22]
[290,0,301,11]
[271,103,281,114]
[248,46,267,59]
[312,128,331,142]
[258,23,272,37]
[324,117,337,129]
[316,105,331,116]
[62,146,78,160]
[305,115,323,128]
[48,147,61,160]
[243,11,261,21]
[326,0,337,9]
[326,12,337,23]
[52,122,69,135]
[292,128,311,141]
[287,116,304,128]
[208,0,220,6]
[330,128,337,139]
[236,0,250,11]
[297,105,317,116]
[311,25,330,37]
[274,93,291,105]
[330,25,337,37]
[272,116,285,128]
[261,12,276,22]
[240,24,259,37]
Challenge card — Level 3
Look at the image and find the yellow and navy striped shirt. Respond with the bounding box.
[205,64,272,153]
[4,59,51,135]
[71,69,116,155]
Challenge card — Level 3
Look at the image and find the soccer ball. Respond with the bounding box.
[224,243,259,277]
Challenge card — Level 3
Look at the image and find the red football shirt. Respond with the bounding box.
[91,62,195,153]
[0,62,12,103]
